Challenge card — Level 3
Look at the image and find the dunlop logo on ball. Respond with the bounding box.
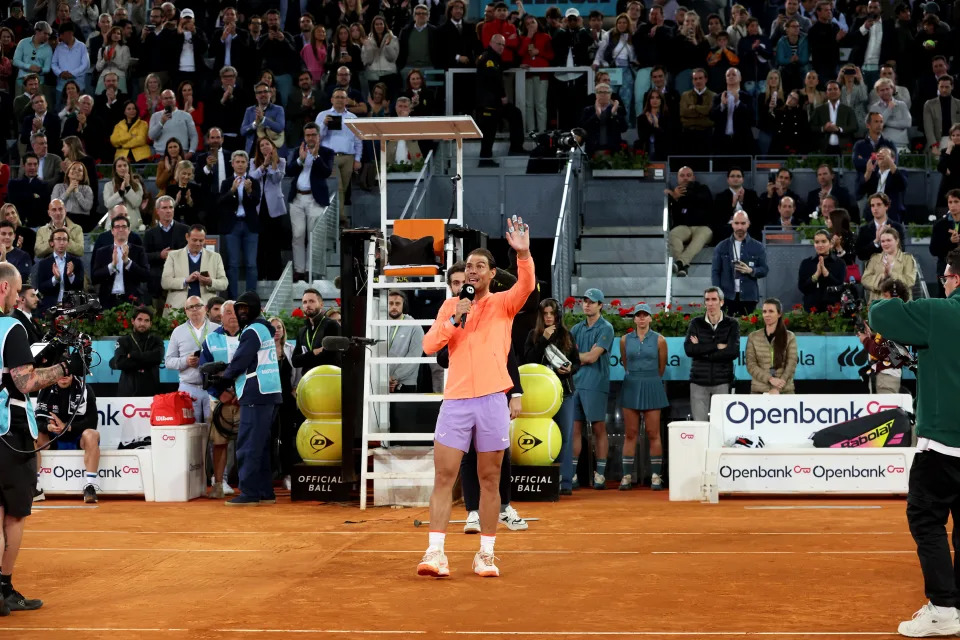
[518,430,543,453]
[311,434,335,453]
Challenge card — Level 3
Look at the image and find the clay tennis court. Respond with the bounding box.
[6,492,923,639]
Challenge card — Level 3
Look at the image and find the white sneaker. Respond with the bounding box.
[593,471,606,490]
[283,475,292,491]
[472,550,500,577]
[897,603,960,637]
[222,480,235,496]
[652,473,664,491]
[417,548,450,577]
[463,510,481,534]
[499,504,528,531]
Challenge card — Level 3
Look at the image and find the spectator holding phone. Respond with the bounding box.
[148,89,198,158]
[317,88,361,225]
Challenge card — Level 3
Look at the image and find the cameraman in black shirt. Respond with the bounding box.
[0,262,84,615]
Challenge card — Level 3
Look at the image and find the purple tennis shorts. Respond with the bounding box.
[434,393,510,453]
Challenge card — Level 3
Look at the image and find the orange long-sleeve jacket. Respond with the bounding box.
[423,256,535,399]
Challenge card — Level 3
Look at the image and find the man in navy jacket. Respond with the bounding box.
[36,228,84,313]
[218,150,262,299]
[286,123,334,282]
[711,211,769,315]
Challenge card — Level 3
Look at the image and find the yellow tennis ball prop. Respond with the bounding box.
[517,363,563,419]
[296,419,343,466]
[296,365,342,418]
[509,417,562,465]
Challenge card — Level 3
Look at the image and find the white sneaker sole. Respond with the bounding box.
[464,523,481,534]
[896,621,960,637]
[417,563,450,577]
[499,518,528,531]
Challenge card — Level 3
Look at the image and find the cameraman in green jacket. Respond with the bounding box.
[869,247,960,637]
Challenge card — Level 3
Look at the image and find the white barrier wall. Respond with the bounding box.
[96,396,154,449]
[669,394,916,501]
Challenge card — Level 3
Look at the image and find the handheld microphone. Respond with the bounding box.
[458,284,475,328]
[321,336,383,352]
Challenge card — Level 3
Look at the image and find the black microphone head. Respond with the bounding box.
[321,336,353,352]
[459,284,475,301]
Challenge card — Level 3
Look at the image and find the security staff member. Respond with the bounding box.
[219,291,282,506]
[0,262,83,615]
[475,34,524,166]
[200,300,241,499]
[870,247,960,637]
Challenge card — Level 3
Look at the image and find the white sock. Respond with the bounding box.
[428,531,445,552]
[480,534,495,555]
[84,471,97,488]
[931,603,956,616]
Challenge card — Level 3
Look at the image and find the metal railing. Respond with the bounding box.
[264,260,294,316]
[550,156,580,302]
[662,188,672,307]
[396,150,434,222]
[444,67,596,120]
[306,193,339,282]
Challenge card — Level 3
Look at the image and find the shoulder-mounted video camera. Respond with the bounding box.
[34,291,101,371]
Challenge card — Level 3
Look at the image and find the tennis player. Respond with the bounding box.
[417,216,534,578]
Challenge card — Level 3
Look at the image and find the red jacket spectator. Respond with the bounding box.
[518,32,553,68]
[0,162,9,205]
[481,19,519,64]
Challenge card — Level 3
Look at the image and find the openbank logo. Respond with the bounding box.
[680,432,696,440]
[122,404,151,419]
[837,346,869,368]
[39,465,140,479]
[720,464,894,482]
[725,400,887,430]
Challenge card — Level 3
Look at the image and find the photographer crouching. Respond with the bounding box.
[34,374,100,503]
[869,248,960,636]
[0,263,86,616]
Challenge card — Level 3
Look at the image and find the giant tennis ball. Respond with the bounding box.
[296,365,341,418]
[517,363,563,419]
[296,419,343,466]
[509,417,562,465]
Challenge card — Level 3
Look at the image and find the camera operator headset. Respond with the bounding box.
[206,291,282,505]
[0,262,86,615]
[869,248,960,637]
[857,277,911,395]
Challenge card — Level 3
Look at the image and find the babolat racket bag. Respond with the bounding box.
[811,408,913,448]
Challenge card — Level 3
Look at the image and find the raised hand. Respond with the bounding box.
[505,215,530,254]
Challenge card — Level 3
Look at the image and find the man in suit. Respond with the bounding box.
[287,122,334,283]
[206,66,253,152]
[18,133,62,187]
[398,3,441,74]
[710,68,755,160]
[805,163,855,220]
[18,96,61,163]
[679,68,715,156]
[93,205,144,254]
[852,111,899,193]
[144,195,189,304]
[218,151,262,299]
[711,211,769,316]
[859,147,908,222]
[924,75,960,154]
[437,0,480,116]
[37,228,85,313]
[240,81,285,154]
[210,7,252,82]
[12,74,42,128]
[92,72,128,129]
[161,224,229,314]
[0,221,32,282]
[285,71,323,150]
[855,192,907,262]
[759,168,804,228]
[711,166,760,241]
[846,0,902,89]
[194,128,230,230]
[550,9,593,130]
[91,214,150,309]
[60,94,109,163]
[7,154,52,228]
[809,81,858,153]
[12,284,42,345]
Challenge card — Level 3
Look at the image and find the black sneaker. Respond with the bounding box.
[676,263,688,277]
[83,484,98,504]
[5,589,43,611]
[33,487,45,502]
[0,594,9,616]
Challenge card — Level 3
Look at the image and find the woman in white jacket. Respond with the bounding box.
[95,26,131,93]
[361,16,401,103]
